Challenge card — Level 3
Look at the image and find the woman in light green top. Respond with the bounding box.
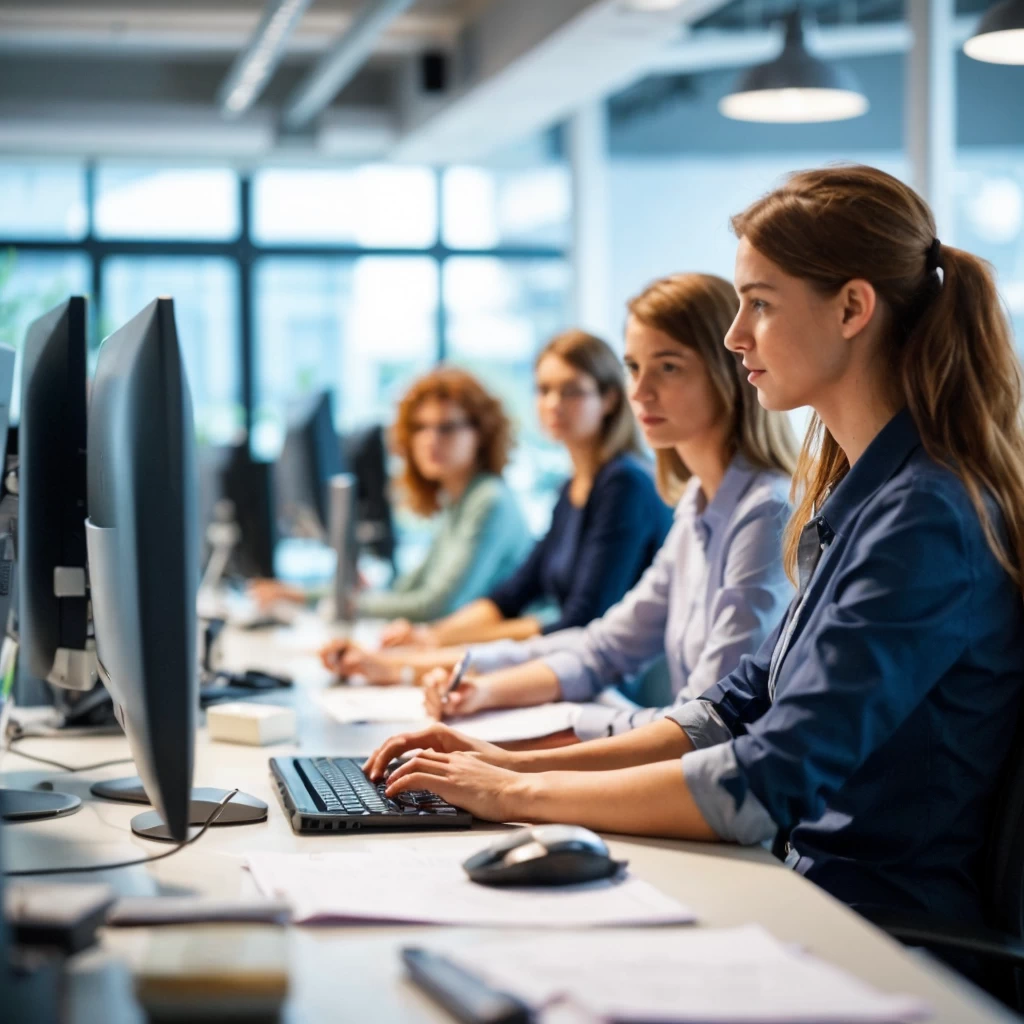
[355,367,530,621]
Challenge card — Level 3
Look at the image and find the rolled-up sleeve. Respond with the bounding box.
[681,742,777,845]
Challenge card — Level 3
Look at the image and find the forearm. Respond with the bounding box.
[513,718,693,772]
[516,759,718,841]
[476,660,562,709]
[430,599,504,645]
[434,613,541,646]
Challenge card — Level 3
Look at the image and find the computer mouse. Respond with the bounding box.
[462,825,626,887]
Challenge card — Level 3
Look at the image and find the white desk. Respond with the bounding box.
[1,619,1016,1024]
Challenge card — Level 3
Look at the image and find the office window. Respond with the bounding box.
[251,166,437,248]
[0,162,87,240]
[0,248,91,421]
[252,256,439,459]
[94,165,240,241]
[955,150,1024,353]
[101,257,242,445]
[443,256,572,526]
[442,164,571,249]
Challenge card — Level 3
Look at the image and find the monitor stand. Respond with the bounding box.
[0,787,81,822]
[90,777,268,841]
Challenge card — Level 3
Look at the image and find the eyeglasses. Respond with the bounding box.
[410,419,474,438]
[534,383,599,402]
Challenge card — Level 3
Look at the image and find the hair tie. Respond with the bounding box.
[926,237,942,273]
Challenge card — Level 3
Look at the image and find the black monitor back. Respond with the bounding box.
[85,297,197,842]
[276,390,342,540]
[18,297,88,685]
[222,447,277,577]
[343,423,395,565]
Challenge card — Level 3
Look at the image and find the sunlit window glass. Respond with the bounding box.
[442,165,570,249]
[0,249,90,421]
[0,162,87,240]
[101,257,242,444]
[94,165,239,240]
[252,166,437,248]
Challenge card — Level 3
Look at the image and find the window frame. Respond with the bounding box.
[0,163,568,434]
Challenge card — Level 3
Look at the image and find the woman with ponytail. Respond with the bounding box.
[362,166,1024,932]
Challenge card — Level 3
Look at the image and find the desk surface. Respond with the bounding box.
[1,619,1015,1024]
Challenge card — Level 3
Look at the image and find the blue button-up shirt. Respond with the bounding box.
[670,409,1024,922]
[467,456,793,739]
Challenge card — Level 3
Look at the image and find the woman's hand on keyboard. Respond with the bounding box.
[362,723,514,781]
[421,667,487,719]
[383,751,531,824]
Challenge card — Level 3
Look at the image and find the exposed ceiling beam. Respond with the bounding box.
[646,15,978,74]
[0,5,462,58]
[283,0,416,129]
[217,0,313,118]
[390,0,731,164]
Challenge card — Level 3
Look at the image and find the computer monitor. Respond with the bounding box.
[221,446,277,578]
[343,423,396,572]
[0,306,84,825]
[86,298,265,842]
[19,296,92,692]
[275,390,342,542]
[85,297,199,842]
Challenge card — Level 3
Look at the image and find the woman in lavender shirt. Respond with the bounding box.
[348,273,800,742]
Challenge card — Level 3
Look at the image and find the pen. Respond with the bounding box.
[401,947,531,1024]
[442,652,471,707]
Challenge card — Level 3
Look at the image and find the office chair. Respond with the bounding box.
[858,711,1024,1011]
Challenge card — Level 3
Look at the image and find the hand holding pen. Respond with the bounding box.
[422,653,485,719]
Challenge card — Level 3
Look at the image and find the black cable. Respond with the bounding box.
[5,739,135,773]
[4,789,240,878]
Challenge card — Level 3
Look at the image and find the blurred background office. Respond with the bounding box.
[0,0,1021,582]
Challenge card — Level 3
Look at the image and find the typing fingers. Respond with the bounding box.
[385,750,450,786]
[363,734,417,780]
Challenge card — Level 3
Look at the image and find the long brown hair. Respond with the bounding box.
[627,273,798,503]
[391,367,513,516]
[731,164,1024,588]
[535,329,645,464]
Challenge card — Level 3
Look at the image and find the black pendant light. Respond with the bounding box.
[964,0,1024,64]
[719,10,869,123]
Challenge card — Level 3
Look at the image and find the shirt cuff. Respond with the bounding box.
[681,742,777,846]
[541,650,598,703]
[666,700,734,750]
[465,640,532,674]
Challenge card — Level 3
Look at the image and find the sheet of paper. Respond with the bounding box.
[318,688,580,742]
[246,836,693,928]
[439,925,930,1023]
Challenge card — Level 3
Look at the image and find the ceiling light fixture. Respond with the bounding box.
[219,0,313,118]
[964,0,1024,64]
[719,10,869,123]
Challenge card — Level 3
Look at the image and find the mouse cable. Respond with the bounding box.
[4,738,135,774]
[4,789,240,878]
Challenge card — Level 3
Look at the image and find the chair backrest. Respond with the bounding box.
[982,708,1024,1008]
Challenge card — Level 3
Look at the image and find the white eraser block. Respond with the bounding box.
[206,703,297,746]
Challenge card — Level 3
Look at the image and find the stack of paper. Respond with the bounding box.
[438,925,930,1023]
[317,688,579,743]
[247,836,693,928]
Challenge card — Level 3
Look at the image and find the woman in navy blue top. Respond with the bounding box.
[365,165,1024,931]
[378,330,672,649]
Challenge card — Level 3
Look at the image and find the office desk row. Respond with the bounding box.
[0,618,1015,1023]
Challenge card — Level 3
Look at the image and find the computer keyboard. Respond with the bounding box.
[285,755,467,822]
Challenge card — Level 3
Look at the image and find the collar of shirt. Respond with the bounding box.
[816,408,922,540]
[682,453,760,550]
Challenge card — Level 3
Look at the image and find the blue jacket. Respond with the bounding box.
[671,409,1024,921]
[488,453,672,634]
